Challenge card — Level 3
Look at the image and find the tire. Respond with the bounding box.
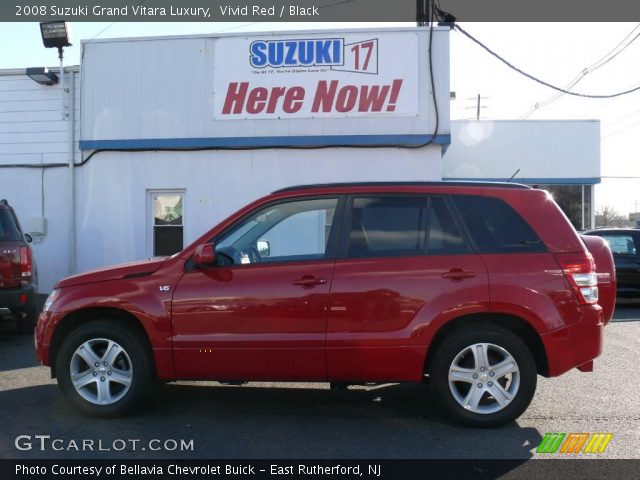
[17,303,38,334]
[55,320,153,417]
[429,324,537,428]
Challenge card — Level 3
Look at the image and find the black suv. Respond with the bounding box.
[585,228,640,298]
[0,199,38,333]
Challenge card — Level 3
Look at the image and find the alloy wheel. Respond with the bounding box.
[448,342,520,414]
[69,338,133,405]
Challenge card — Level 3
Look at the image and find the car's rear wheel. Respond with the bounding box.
[429,324,537,427]
[56,320,153,417]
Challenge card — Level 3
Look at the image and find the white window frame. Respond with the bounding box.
[146,189,186,259]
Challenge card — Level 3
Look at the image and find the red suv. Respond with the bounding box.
[34,183,614,427]
[0,199,38,333]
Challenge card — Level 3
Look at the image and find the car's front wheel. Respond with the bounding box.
[56,320,153,417]
[429,324,537,427]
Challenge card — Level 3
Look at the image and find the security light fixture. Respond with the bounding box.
[39,21,72,50]
[37,21,72,119]
[26,67,59,86]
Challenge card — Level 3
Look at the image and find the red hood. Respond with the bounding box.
[55,258,167,288]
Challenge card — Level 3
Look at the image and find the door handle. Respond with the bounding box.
[293,275,328,287]
[441,268,476,280]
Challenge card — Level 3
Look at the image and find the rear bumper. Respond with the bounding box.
[0,284,35,317]
[541,304,604,377]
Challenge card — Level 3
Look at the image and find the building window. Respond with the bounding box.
[149,191,184,257]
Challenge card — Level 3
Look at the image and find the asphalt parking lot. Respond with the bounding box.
[0,305,638,461]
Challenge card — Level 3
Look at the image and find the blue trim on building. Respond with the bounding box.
[444,177,601,185]
[79,134,452,151]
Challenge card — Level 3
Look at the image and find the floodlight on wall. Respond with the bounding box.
[39,21,72,49]
[38,21,72,119]
[25,67,59,86]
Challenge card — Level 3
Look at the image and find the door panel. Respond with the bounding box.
[172,262,333,380]
[326,194,488,382]
[326,255,489,382]
[171,196,342,381]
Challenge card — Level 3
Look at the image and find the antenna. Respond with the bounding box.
[508,169,521,182]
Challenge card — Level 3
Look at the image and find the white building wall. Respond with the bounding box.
[443,120,600,183]
[74,147,442,272]
[0,69,80,294]
[80,27,451,144]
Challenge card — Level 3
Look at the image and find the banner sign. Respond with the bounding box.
[214,32,419,120]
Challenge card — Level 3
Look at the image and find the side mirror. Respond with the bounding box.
[194,243,216,267]
[24,233,33,243]
[256,239,270,257]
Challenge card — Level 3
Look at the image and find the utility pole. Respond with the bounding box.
[417,0,430,26]
[464,94,489,120]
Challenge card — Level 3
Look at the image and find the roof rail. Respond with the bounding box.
[272,181,531,194]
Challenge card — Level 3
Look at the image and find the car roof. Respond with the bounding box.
[272,181,531,194]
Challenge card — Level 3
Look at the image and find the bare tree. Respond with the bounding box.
[595,205,628,228]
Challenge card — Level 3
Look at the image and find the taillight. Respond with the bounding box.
[556,253,598,304]
[19,246,32,279]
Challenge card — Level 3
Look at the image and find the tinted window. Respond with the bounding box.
[347,196,467,258]
[0,209,21,242]
[452,195,545,253]
[598,234,638,255]
[428,197,467,254]
[348,197,427,258]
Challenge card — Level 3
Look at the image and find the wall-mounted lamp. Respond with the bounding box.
[25,67,59,86]
[37,21,72,119]
[39,21,72,50]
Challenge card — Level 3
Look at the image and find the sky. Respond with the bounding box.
[1,21,639,215]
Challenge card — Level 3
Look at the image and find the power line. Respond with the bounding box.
[86,0,148,42]
[455,24,640,100]
[521,23,640,118]
[602,108,640,130]
[602,117,640,139]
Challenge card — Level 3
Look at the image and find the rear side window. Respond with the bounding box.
[346,196,467,258]
[0,209,21,242]
[452,195,546,253]
[427,197,467,254]
[348,197,427,258]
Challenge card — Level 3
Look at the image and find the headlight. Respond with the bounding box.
[42,289,59,312]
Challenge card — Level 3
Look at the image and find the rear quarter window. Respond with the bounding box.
[451,195,546,254]
[0,209,21,242]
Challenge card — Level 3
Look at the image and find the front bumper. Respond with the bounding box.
[541,304,604,377]
[0,284,35,317]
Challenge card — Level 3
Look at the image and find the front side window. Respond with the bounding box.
[215,197,339,266]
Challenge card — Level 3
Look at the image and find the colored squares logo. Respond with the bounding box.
[537,433,613,454]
